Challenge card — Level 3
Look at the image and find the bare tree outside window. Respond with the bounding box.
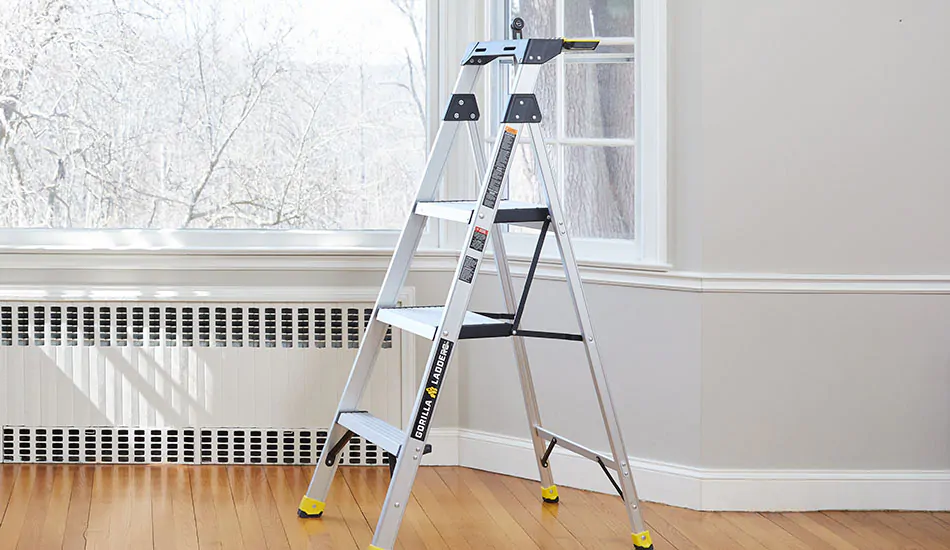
[507,0,636,241]
[0,0,426,230]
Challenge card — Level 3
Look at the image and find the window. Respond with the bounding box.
[0,0,426,231]
[488,0,667,264]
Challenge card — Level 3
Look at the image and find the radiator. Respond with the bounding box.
[0,301,401,465]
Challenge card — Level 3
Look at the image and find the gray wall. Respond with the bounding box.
[702,292,950,471]
[696,0,950,472]
[700,0,950,274]
[459,274,703,466]
[459,0,950,477]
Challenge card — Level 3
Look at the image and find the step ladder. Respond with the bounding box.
[298,21,655,550]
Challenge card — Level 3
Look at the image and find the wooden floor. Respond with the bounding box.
[0,465,948,549]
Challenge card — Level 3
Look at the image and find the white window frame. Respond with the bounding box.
[0,0,443,254]
[481,0,668,268]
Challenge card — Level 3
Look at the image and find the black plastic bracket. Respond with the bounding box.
[503,94,542,124]
[597,456,624,498]
[324,430,354,467]
[386,444,433,478]
[443,94,479,122]
[523,39,564,64]
[540,437,558,468]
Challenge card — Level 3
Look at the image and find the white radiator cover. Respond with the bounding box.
[0,299,404,464]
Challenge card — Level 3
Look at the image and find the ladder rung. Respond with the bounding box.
[415,200,549,224]
[535,426,618,470]
[377,306,512,340]
[337,412,405,456]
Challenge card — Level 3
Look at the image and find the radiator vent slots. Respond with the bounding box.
[0,303,393,349]
[1,426,391,466]
[0,299,402,465]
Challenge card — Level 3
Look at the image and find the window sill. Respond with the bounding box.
[0,228,410,253]
[0,229,669,278]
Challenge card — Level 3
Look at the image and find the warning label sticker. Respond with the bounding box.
[459,255,478,283]
[482,127,517,210]
[469,226,488,252]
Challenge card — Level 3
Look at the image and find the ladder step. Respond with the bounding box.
[337,412,405,456]
[377,306,512,340]
[416,200,549,224]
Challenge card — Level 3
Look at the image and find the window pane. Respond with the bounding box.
[565,0,635,38]
[505,141,557,235]
[510,0,556,38]
[507,142,547,204]
[563,146,635,239]
[565,62,635,139]
[0,0,426,230]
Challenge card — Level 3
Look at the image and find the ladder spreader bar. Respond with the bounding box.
[535,426,618,470]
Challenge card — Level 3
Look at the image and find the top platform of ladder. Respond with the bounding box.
[460,38,600,66]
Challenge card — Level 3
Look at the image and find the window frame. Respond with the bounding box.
[0,0,443,253]
[482,0,668,268]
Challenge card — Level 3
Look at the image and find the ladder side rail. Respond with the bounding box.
[464,118,557,494]
[339,64,482,414]
[527,122,649,536]
[373,64,482,312]
[370,64,541,549]
[299,65,481,516]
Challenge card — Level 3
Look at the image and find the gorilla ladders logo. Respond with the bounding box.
[411,339,454,440]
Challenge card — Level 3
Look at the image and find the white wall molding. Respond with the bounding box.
[422,428,460,466]
[487,260,950,295]
[455,429,950,512]
[5,249,950,295]
[699,272,950,295]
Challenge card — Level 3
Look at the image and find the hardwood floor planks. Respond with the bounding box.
[0,464,942,550]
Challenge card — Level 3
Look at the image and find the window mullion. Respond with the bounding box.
[556,0,566,209]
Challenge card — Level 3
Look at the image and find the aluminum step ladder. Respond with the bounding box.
[298,21,655,550]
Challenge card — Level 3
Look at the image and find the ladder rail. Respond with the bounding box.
[464,117,556,493]
[300,65,481,511]
[528,122,648,534]
[371,63,541,549]
[374,65,482,312]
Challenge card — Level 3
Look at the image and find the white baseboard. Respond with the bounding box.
[453,429,950,512]
[422,428,460,466]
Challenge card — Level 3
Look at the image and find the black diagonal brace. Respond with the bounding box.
[540,437,558,468]
[597,456,624,498]
[512,217,550,330]
[324,430,354,467]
